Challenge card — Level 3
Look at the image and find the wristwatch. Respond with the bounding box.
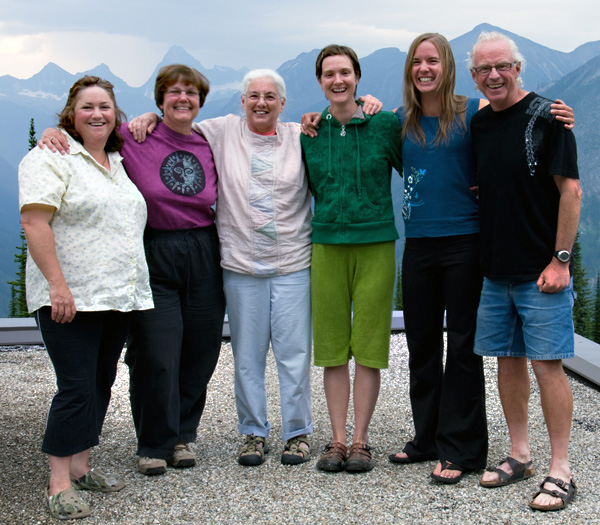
[553,250,571,263]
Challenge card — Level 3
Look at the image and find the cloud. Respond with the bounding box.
[0,0,598,85]
[0,32,167,85]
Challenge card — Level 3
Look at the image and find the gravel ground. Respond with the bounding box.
[1,334,599,524]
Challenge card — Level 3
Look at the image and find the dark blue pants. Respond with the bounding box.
[39,308,131,457]
[125,226,225,459]
[402,233,488,470]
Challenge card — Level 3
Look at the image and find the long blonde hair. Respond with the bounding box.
[402,33,468,145]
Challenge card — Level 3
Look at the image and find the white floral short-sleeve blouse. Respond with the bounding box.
[18,130,153,313]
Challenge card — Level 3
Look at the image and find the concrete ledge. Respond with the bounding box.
[391,310,405,330]
[0,316,231,345]
[0,318,42,345]
[564,334,600,386]
[2,316,598,388]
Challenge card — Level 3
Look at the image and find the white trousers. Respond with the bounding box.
[223,268,313,441]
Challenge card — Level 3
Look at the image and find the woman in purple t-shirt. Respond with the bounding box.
[40,64,225,477]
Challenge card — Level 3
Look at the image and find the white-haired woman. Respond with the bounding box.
[129,69,315,466]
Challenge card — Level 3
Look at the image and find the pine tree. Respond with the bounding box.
[593,271,600,344]
[394,261,403,311]
[28,117,37,150]
[7,232,28,317]
[572,234,592,338]
[8,284,17,318]
[7,118,36,317]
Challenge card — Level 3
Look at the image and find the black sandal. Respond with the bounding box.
[388,446,436,464]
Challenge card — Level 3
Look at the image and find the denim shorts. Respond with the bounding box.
[474,277,575,360]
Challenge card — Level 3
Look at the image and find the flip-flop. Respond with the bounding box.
[388,449,436,464]
[388,452,414,464]
[430,459,465,484]
[479,456,534,488]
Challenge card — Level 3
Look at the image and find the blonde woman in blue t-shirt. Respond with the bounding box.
[389,33,574,485]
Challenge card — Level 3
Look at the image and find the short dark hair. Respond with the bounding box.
[315,45,361,80]
[57,76,126,152]
[154,64,210,109]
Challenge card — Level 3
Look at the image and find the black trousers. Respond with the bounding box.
[39,308,131,457]
[125,225,225,459]
[402,234,487,470]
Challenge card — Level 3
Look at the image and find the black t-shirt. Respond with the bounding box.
[471,92,579,283]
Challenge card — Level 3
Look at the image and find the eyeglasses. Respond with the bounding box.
[244,92,280,103]
[165,88,200,98]
[472,61,518,76]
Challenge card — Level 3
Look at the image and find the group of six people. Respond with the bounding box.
[20,30,579,520]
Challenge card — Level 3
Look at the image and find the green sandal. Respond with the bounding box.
[281,435,311,465]
[238,434,269,466]
[45,486,91,520]
[70,468,125,493]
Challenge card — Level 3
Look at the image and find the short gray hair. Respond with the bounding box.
[468,31,525,86]
[241,69,286,99]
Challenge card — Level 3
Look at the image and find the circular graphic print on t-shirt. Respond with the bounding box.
[160,151,206,195]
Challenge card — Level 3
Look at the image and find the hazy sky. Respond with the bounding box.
[1,0,598,86]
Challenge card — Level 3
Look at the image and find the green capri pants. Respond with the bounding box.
[311,242,396,369]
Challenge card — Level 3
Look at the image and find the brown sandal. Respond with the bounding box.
[346,443,374,473]
[479,456,534,488]
[316,441,347,472]
[529,476,576,511]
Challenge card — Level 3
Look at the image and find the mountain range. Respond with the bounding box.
[0,22,599,316]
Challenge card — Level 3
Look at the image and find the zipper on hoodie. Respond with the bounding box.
[328,112,350,240]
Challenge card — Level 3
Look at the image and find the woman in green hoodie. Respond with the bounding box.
[301,44,402,473]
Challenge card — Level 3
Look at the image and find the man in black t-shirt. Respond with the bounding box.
[469,31,581,512]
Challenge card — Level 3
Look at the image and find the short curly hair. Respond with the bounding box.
[154,64,210,109]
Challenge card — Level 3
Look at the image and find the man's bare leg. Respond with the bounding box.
[480,356,532,483]
[529,359,573,508]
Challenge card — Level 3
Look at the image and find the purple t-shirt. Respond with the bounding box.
[120,122,218,230]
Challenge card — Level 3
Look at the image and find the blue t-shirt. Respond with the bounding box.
[395,98,480,238]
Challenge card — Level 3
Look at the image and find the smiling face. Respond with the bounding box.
[471,39,523,111]
[411,40,443,95]
[241,77,285,133]
[73,86,116,149]
[159,76,200,133]
[318,54,359,108]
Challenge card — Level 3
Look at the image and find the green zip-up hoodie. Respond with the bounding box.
[301,104,403,245]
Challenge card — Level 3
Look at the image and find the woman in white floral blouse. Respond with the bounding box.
[18,76,153,521]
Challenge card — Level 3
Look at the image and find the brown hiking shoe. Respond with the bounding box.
[138,457,167,476]
[170,443,196,468]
